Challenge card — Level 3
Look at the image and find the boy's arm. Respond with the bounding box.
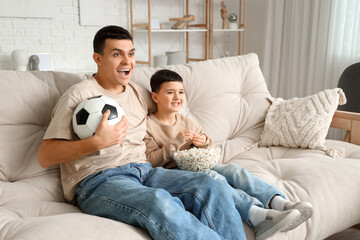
[192,133,213,148]
[144,133,186,167]
[201,133,214,147]
[38,111,128,168]
[186,117,214,148]
[179,114,214,148]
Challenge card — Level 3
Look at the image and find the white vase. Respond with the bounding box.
[229,22,237,29]
[166,51,186,65]
[11,50,28,71]
[154,55,168,67]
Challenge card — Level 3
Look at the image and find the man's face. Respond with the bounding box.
[94,38,135,92]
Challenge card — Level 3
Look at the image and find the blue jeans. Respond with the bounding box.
[77,163,246,240]
[204,164,286,227]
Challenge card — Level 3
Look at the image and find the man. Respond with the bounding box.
[38,25,246,240]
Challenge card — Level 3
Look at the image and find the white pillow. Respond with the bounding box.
[259,88,346,157]
[172,147,221,172]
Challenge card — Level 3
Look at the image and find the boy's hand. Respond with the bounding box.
[93,110,128,149]
[180,130,194,141]
[191,133,206,147]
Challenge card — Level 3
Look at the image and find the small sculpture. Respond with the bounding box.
[228,13,238,29]
[220,1,228,29]
[170,15,195,29]
[29,55,40,71]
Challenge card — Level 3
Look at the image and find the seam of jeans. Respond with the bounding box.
[170,190,216,231]
[79,192,173,240]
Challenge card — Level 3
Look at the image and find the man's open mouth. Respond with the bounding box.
[118,69,130,75]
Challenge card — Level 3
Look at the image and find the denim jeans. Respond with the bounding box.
[204,164,286,227]
[77,163,246,240]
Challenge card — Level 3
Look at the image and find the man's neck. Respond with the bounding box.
[93,73,125,94]
[153,111,177,126]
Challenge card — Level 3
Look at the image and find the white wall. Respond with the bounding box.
[0,0,128,72]
[0,0,266,72]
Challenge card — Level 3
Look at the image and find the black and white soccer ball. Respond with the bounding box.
[72,95,125,139]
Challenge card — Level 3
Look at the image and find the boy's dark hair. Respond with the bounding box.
[150,69,183,93]
[93,25,133,54]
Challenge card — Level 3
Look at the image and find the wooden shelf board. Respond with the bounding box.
[212,28,245,32]
[133,29,208,33]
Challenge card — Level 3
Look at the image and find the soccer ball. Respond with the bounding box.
[72,95,125,139]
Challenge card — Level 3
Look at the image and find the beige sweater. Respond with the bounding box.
[145,113,213,169]
[43,77,151,201]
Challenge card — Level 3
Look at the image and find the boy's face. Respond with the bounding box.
[93,38,135,92]
[152,81,184,114]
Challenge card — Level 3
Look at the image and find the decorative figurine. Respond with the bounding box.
[170,15,195,29]
[228,13,238,29]
[29,55,40,71]
[220,1,228,29]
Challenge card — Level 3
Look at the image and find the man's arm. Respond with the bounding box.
[38,110,128,168]
[38,138,99,168]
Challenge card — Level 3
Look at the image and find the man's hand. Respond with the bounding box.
[93,110,128,149]
[191,133,206,147]
[38,111,128,168]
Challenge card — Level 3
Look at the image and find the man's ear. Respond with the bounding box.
[93,53,102,66]
[151,92,159,103]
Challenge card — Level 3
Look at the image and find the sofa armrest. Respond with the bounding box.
[330,110,360,145]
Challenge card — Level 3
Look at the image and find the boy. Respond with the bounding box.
[38,25,250,240]
[145,69,313,240]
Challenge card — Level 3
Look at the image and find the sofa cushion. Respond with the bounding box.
[0,71,84,204]
[259,88,346,157]
[0,202,150,240]
[229,140,360,239]
[0,71,56,182]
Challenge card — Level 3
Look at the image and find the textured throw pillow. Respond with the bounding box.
[259,88,346,157]
[172,147,221,172]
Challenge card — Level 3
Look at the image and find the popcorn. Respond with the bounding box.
[172,147,221,172]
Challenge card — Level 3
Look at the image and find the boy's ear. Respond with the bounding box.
[151,92,159,103]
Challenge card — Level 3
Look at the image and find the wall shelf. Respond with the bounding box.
[133,29,208,33]
[209,0,246,58]
[130,0,246,66]
[130,0,209,67]
[212,29,244,32]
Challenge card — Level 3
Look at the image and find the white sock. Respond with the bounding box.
[270,195,290,210]
[249,205,269,227]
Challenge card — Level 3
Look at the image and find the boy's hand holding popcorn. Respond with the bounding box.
[180,129,206,147]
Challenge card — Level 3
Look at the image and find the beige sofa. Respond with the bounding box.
[1,53,359,240]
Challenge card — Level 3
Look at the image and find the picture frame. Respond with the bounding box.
[151,19,161,30]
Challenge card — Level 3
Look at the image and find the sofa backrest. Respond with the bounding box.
[0,53,269,186]
[132,53,271,161]
[0,71,83,182]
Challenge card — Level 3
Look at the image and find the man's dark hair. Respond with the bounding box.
[150,69,183,93]
[93,25,133,54]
